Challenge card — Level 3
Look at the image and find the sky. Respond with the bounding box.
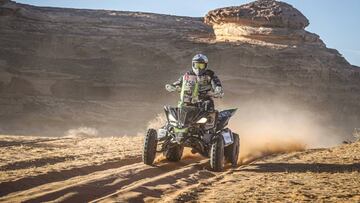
[15,0,360,67]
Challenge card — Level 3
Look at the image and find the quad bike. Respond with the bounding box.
[142,75,240,172]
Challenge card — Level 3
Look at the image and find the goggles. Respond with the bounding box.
[193,62,207,70]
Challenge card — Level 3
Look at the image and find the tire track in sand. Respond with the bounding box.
[0,155,141,197]
[91,158,214,202]
[0,156,216,203]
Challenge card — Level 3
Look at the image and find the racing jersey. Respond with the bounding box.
[172,69,222,104]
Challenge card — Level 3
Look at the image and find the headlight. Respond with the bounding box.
[168,114,176,122]
[197,117,207,124]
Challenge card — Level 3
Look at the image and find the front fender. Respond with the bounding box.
[212,129,234,147]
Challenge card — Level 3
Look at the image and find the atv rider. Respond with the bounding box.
[165,54,223,111]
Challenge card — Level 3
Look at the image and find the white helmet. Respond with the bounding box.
[192,54,208,76]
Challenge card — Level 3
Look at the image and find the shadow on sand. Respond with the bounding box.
[240,162,360,173]
[21,157,208,203]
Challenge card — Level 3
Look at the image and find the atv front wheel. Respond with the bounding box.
[142,129,158,165]
[164,145,183,162]
[210,136,225,172]
[225,133,240,167]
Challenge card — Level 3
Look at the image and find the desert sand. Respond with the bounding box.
[0,134,359,202]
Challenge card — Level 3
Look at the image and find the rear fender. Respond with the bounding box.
[217,108,237,130]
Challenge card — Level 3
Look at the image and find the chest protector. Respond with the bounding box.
[179,73,199,107]
[197,75,212,92]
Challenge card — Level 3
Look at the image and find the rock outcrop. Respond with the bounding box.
[0,0,359,136]
[205,0,309,29]
[205,0,323,46]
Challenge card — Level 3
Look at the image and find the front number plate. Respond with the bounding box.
[157,129,167,140]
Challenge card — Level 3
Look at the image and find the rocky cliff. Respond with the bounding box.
[204,0,323,46]
[0,0,359,136]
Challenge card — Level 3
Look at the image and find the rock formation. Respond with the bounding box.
[0,0,359,136]
[205,0,323,46]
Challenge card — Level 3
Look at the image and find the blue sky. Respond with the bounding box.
[16,0,360,67]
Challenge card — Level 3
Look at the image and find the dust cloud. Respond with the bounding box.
[154,148,201,164]
[65,126,99,138]
[147,113,167,130]
[225,99,343,164]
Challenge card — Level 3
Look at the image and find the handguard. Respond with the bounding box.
[165,84,181,92]
[207,87,224,98]
[214,86,224,98]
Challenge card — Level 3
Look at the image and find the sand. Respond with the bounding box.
[0,135,359,202]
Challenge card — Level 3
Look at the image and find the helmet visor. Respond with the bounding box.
[193,62,206,70]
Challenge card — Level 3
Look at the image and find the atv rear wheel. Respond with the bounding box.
[164,144,183,162]
[142,129,158,165]
[225,133,240,167]
[210,136,225,172]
